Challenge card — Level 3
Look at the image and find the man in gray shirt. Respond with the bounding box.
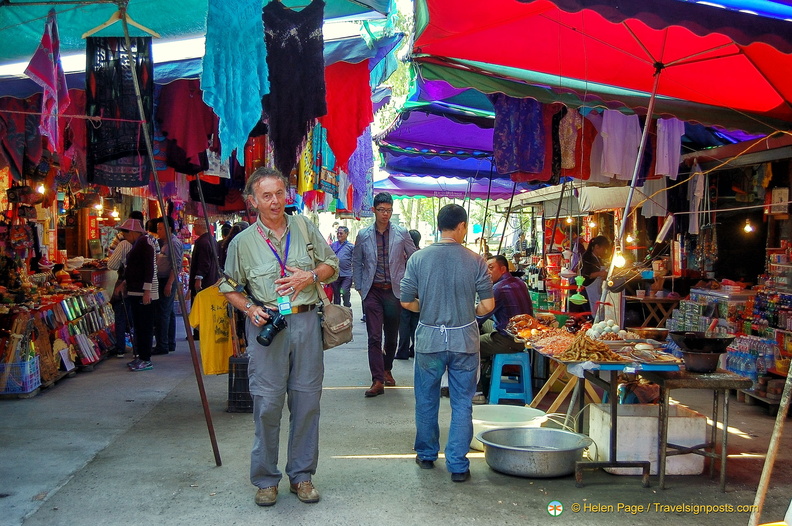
[400,204,494,483]
[153,216,183,355]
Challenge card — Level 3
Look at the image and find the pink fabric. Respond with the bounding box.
[24,9,70,154]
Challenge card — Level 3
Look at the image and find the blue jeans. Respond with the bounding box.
[414,351,479,474]
[331,275,352,307]
[112,297,133,351]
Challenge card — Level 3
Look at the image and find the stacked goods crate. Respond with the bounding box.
[666,288,754,335]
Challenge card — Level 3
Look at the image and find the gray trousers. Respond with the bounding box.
[247,309,324,488]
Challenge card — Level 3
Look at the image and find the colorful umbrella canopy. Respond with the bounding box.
[373,173,537,199]
[413,0,792,134]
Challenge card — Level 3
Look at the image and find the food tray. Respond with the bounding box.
[624,349,682,365]
[598,338,665,349]
[535,348,681,370]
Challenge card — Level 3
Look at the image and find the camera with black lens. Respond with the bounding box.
[256,307,288,346]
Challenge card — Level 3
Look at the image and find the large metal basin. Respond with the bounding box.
[669,331,735,353]
[477,427,592,478]
[681,351,722,373]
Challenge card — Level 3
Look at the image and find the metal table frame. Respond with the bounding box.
[573,362,677,488]
[528,355,680,488]
[639,369,753,492]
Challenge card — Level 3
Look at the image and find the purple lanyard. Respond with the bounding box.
[258,225,290,277]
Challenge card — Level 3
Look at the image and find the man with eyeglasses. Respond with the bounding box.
[329,226,353,308]
[352,192,417,397]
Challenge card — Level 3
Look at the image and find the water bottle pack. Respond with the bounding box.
[725,335,777,389]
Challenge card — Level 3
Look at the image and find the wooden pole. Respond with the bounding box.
[748,372,792,525]
[120,18,222,467]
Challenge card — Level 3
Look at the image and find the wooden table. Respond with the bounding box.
[529,358,601,414]
[639,369,753,492]
[625,296,680,327]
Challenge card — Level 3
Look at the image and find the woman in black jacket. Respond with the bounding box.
[117,219,157,371]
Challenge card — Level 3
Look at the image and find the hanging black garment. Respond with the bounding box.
[189,179,227,206]
[263,0,327,178]
[547,105,567,185]
[85,37,153,187]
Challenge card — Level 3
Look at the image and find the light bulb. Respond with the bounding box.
[93,203,102,210]
[588,220,596,228]
[111,209,119,219]
[626,234,634,243]
[613,251,626,268]
[36,184,45,194]
[565,216,573,224]
[744,219,754,233]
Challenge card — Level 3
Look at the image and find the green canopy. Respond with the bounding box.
[0,0,389,65]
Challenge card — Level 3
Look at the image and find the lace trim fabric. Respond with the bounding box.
[201,0,270,164]
[264,0,327,178]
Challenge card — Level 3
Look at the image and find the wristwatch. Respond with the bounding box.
[244,301,253,313]
[311,270,318,283]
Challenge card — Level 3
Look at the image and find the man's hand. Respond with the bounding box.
[275,265,315,300]
[143,290,152,305]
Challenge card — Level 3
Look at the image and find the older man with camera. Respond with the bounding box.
[220,167,338,507]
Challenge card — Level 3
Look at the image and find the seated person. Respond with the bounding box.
[477,255,534,399]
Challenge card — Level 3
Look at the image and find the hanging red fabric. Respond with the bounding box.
[318,60,374,172]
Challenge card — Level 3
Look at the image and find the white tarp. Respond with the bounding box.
[494,182,662,215]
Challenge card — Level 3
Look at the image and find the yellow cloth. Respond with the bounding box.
[188,285,234,375]
[297,128,315,195]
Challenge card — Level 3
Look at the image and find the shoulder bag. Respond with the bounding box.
[294,216,354,350]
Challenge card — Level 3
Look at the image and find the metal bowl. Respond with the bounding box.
[681,351,722,373]
[477,427,593,478]
[627,327,669,341]
[669,331,735,353]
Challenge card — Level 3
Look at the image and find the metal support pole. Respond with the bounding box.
[597,65,663,323]
[496,181,518,255]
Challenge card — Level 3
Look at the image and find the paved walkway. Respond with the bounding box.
[2,294,791,525]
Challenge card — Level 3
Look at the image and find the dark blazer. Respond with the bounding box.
[352,222,416,299]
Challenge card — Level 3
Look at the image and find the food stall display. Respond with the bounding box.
[0,251,116,395]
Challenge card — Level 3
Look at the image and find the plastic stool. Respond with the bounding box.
[488,352,533,405]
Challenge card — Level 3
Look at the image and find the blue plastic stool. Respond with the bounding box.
[488,352,533,405]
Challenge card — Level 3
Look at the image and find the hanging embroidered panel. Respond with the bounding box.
[85,37,153,187]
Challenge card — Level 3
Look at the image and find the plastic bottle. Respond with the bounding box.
[756,348,767,377]
[744,356,756,389]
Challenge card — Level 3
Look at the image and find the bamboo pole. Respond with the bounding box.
[119,17,222,466]
[748,373,792,525]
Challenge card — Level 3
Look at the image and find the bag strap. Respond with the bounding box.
[293,215,331,307]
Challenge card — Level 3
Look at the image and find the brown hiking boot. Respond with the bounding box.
[254,486,278,506]
[290,480,320,503]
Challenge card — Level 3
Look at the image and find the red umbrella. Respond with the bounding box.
[413,0,792,133]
